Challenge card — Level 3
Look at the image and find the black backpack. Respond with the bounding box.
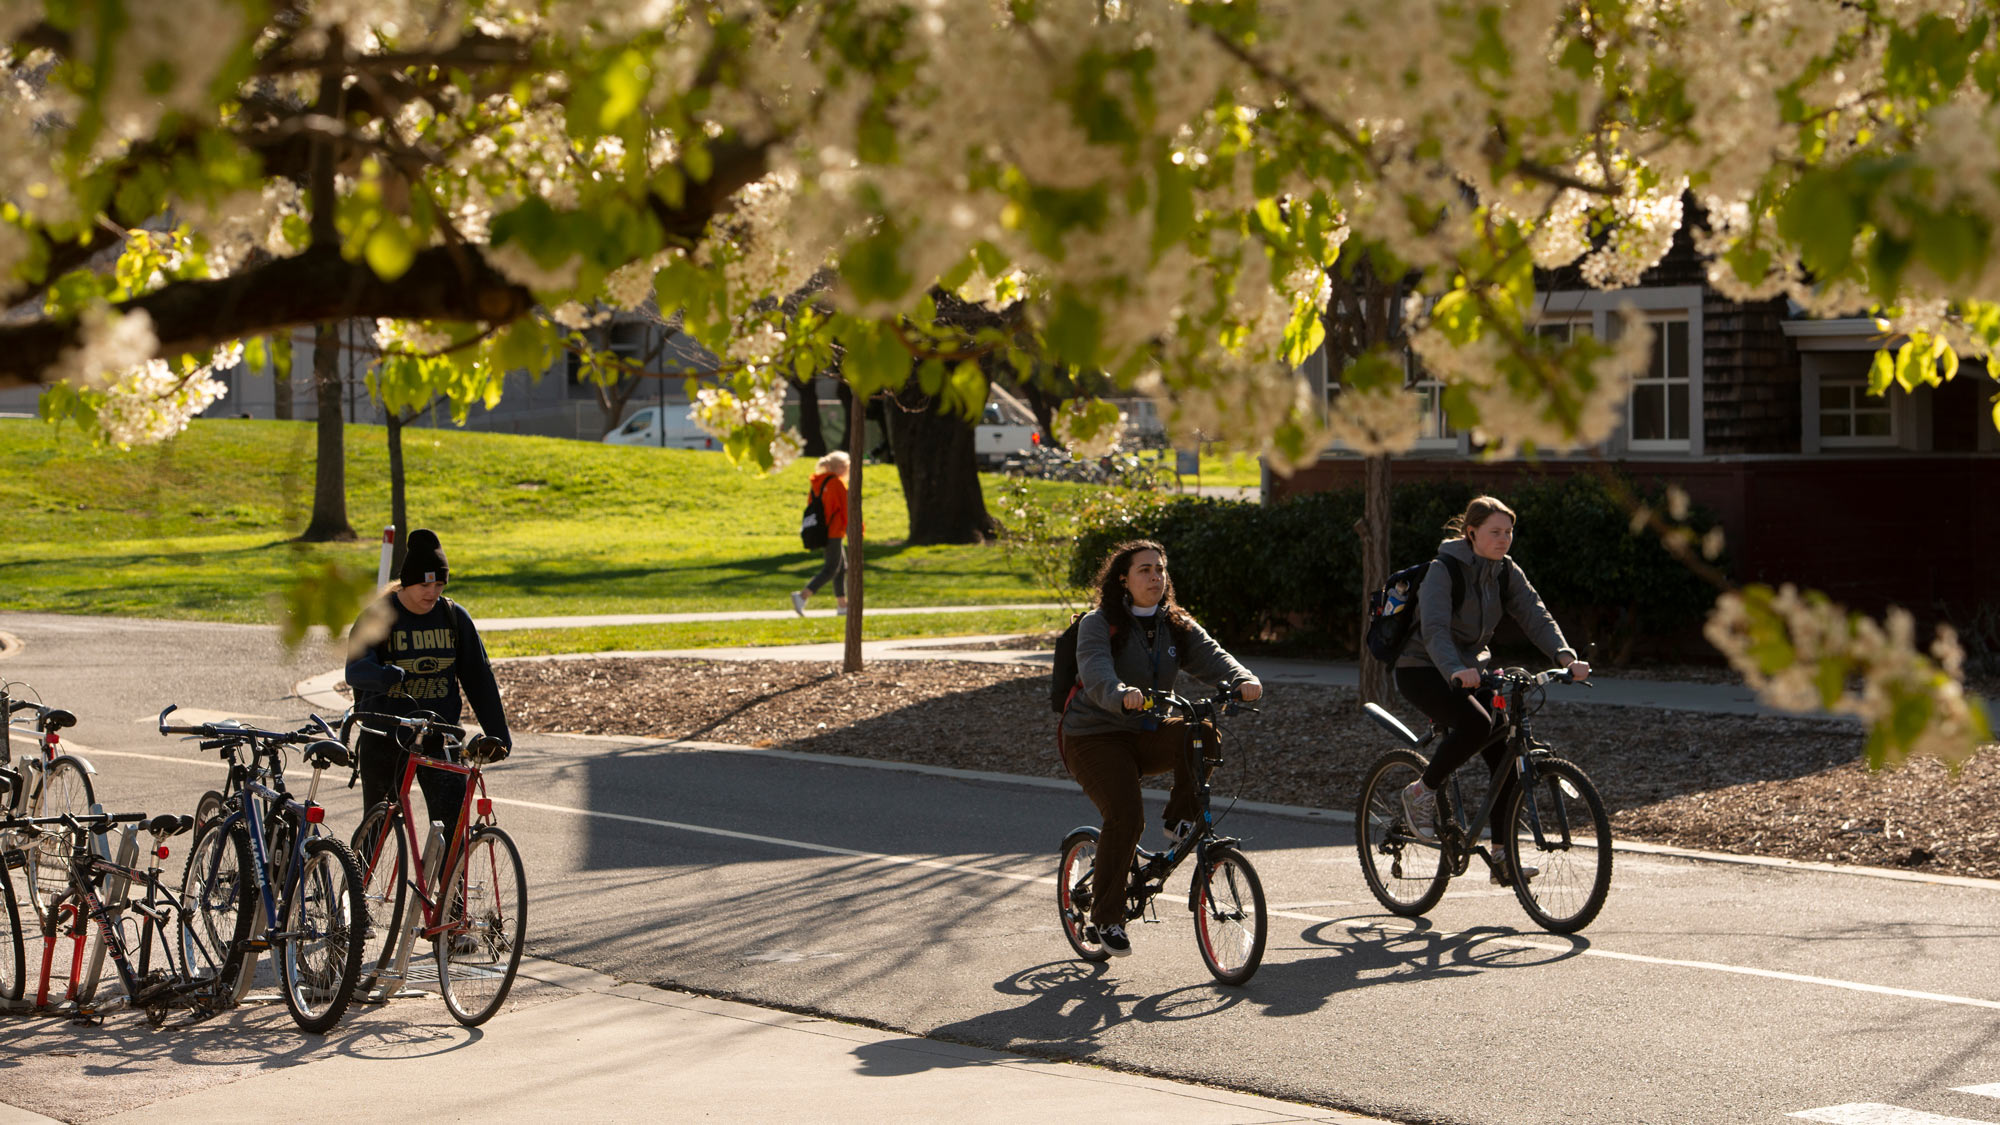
[1050,611,1187,714]
[1363,555,1504,662]
[800,478,830,550]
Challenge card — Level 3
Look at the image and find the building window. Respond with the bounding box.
[1408,353,1457,448]
[1536,320,1590,344]
[1628,318,1691,450]
[1819,378,1896,446]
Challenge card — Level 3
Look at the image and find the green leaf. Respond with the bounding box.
[840,225,913,305]
[364,220,416,281]
[600,48,650,130]
[1044,289,1102,368]
[1152,157,1194,258]
[842,322,911,397]
[1776,174,1860,277]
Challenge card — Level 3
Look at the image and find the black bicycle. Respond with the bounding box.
[0,793,240,1025]
[160,706,366,1033]
[1056,685,1268,985]
[1355,666,1612,934]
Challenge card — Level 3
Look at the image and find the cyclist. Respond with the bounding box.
[344,528,513,837]
[1061,539,1261,957]
[1395,496,1588,885]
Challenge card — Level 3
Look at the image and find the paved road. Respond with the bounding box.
[4,612,1996,1124]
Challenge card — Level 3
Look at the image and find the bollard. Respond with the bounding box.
[376,526,397,588]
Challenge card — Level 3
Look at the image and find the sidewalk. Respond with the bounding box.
[0,959,1385,1125]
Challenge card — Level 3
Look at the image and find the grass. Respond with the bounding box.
[0,417,1079,628]
[485,607,1072,658]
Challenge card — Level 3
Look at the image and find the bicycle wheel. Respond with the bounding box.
[1193,846,1267,985]
[276,837,366,1033]
[191,790,226,840]
[1056,829,1108,962]
[351,802,408,978]
[1355,749,1451,916]
[0,865,21,1002]
[178,822,255,987]
[1506,757,1613,934]
[23,756,94,908]
[436,825,526,1027]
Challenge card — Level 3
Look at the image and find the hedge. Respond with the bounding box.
[1069,472,1726,661]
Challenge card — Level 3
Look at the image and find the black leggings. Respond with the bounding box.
[805,538,846,595]
[1394,666,1518,828]
[357,730,468,835]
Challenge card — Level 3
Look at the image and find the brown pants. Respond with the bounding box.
[1064,718,1216,928]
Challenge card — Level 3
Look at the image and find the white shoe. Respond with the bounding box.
[835,605,848,616]
[790,592,806,617]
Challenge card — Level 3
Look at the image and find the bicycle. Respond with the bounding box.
[345,710,524,1027]
[0,793,246,1025]
[2,681,99,914]
[159,706,367,1033]
[1055,685,1269,985]
[1354,666,1612,934]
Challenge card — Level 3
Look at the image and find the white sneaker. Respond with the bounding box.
[1400,781,1437,840]
[790,592,806,617]
[835,605,848,616]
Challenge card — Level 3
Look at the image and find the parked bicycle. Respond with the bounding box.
[160,706,367,1033]
[0,792,241,1026]
[1056,685,1268,985]
[345,710,525,1028]
[1354,666,1612,934]
[2,681,98,913]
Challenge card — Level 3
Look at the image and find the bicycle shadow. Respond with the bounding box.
[1232,915,1591,1019]
[851,959,1248,1074]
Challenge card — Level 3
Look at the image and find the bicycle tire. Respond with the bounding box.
[178,822,255,991]
[23,756,94,910]
[1192,845,1267,985]
[191,790,226,841]
[1056,829,1108,962]
[1506,757,1613,934]
[351,802,409,979]
[276,837,366,1033]
[436,825,526,1027]
[0,864,21,1002]
[1355,749,1451,916]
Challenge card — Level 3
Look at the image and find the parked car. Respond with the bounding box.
[976,400,1041,467]
[602,404,716,449]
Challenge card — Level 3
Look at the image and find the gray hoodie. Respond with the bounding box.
[1396,538,1576,680]
[1061,606,1256,738]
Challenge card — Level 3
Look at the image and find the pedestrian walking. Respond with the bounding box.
[792,450,851,617]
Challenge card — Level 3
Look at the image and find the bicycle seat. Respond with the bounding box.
[304,739,351,771]
[39,708,76,732]
[147,814,193,838]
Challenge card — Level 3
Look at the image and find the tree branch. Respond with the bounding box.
[0,244,535,389]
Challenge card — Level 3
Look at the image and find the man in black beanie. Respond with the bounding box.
[345,528,513,841]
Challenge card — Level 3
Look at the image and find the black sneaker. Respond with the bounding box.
[1100,923,1132,957]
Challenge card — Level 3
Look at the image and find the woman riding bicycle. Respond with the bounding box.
[1061,539,1261,957]
[1396,496,1588,884]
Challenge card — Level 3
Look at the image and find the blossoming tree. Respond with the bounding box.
[2,0,1994,763]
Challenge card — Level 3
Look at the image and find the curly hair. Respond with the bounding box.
[1091,539,1192,640]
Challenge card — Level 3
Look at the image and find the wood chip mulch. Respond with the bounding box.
[493,656,2000,880]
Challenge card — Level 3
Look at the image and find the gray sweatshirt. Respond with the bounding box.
[1396,537,1577,680]
[1061,606,1257,738]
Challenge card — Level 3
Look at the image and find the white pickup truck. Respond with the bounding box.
[975,398,1041,467]
[602,404,716,449]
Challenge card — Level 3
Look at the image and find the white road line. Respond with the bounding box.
[480,788,2000,1016]
[1791,1104,1999,1124]
[1957,1087,2000,1100]
[65,742,2000,1015]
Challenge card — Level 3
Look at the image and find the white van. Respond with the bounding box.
[603,404,716,449]
[976,396,1041,467]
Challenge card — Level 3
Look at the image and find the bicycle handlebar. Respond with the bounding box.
[157,703,341,749]
[1137,682,1255,718]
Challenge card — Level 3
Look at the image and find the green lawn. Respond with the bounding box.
[0,418,1076,626]
[485,607,1071,658]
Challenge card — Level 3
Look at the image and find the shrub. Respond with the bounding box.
[1064,471,1726,661]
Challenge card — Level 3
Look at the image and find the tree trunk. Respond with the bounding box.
[833,380,854,454]
[388,408,410,575]
[1356,454,1392,705]
[299,322,355,541]
[885,385,999,545]
[843,395,865,673]
[272,332,295,420]
[792,374,828,457]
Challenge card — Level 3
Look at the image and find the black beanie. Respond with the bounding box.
[400,528,449,587]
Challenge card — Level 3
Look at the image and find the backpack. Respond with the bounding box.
[1363,555,1506,662]
[800,477,830,550]
[1049,611,1188,714]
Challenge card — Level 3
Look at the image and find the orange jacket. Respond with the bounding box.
[812,473,849,539]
